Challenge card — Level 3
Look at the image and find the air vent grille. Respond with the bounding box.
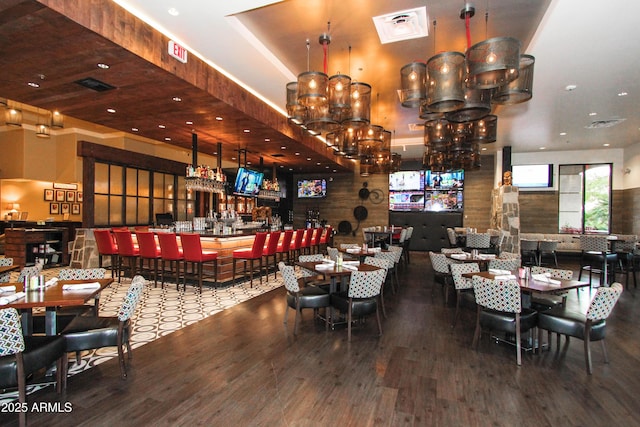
[75,77,116,92]
[585,119,626,129]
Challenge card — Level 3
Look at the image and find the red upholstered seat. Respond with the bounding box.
[136,231,162,287]
[180,233,218,292]
[310,228,323,254]
[113,230,140,282]
[289,229,305,260]
[276,229,294,264]
[232,232,268,287]
[157,232,184,290]
[262,231,281,281]
[93,229,119,279]
[300,228,314,255]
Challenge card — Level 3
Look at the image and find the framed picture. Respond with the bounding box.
[50,203,59,214]
[72,203,80,215]
[66,191,75,202]
[61,203,70,214]
[44,189,54,201]
[77,192,83,202]
[55,190,65,202]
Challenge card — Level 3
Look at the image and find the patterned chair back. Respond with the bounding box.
[531,266,573,280]
[429,251,453,274]
[538,240,558,252]
[520,239,539,251]
[279,262,300,293]
[18,264,43,283]
[348,268,386,299]
[406,226,413,239]
[59,268,107,280]
[363,256,391,281]
[488,258,521,272]
[117,275,145,322]
[398,228,408,244]
[579,235,609,252]
[473,275,521,314]
[450,262,479,290]
[441,247,464,254]
[586,282,623,321]
[340,243,360,250]
[0,258,14,283]
[466,233,491,249]
[326,247,339,262]
[298,254,325,277]
[447,228,458,246]
[375,251,398,266]
[0,308,25,356]
[388,246,403,263]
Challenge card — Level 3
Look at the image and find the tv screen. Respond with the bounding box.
[425,170,464,190]
[233,167,264,197]
[389,191,425,211]
[425,190,463,212]
[511,164,553,188]
[297,179,326,198]
[389,171,424,191]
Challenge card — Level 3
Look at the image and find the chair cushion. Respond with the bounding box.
[538,307,607,341]
[480,307,537,334]
[287,286,330,310]
[62,316,125,352]
[330,293,378,317]
[0,335,65,388]
[233,248,258,258]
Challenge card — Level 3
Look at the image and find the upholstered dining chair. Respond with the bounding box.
[578,235,618,289]
[529,266,574,309]
[330,267,386,342]
[449,262,479,329]
[446,227,459,248]
[157,232,184,290]
[610,236,638,289]
[326,247,340,262]
[113,229,140,282]
[520,239,539,266]
[232,232,267,287]
[375,251,399,293]
[297,254,331,289]
[136,231,162,287]
[0,308,67,427]
[62,275,146,379]
[472,275,538,366]
[93,229,120,279]
[57,267,108,316]
[276,229,294,264]
[538,282,623,374]
[429,251,455,304]
[180,233,218,292]
[488,257,521,272]
[538,240,559,268]
[262,231,281,281]
[363,256,393,318]
[279,262,330,335]
[466,233,492,254]
[17,264,43,283]
[0,257,14,283]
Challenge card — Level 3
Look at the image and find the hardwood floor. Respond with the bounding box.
[2,252,640,426]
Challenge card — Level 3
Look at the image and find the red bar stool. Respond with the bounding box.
[232,232,268,287]
[157,232,184,291]
[262,231,281,281]
[310,227,323,254]
[319,226,333,254]
[180,233,218,292]
[136,231,162,287]
[93,229,119,279]
[289,229,305,261]
[277,229,294,264]
[300,228,314,255]
[113,229,140,282]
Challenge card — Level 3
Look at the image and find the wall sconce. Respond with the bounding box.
[7,203,20,213]
[51,110,64,128]
[5,107,22,127]
[36,123,51,138]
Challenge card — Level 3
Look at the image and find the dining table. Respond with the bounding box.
[445,252,496,270]
[363,228,398,248]
[339,247,389,261]
[0,264,21,275]
[0,278,113,335]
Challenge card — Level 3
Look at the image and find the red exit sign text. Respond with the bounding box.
[168,40,188,63]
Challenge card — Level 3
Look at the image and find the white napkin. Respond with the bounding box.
[478,254,496,260]
[494,274,517,280]
[346,248,360,254]
[343,261,360,266]
[0,292,25,305]
[451,253,468,260]
[489,268,511,275]
[45,277,58,288]
[531,274,562,285]
[62,282,101,290]
[322,259,335,265]
[315,264,334,270]
[0,285,16,294]
[370,247,382,253]
[342,264,358,271]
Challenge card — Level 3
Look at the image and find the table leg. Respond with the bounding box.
[45,307,57,335]
[20,309,33,335]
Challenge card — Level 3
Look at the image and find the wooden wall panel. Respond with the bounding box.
[519,191,559,233]
[462,154,495,232]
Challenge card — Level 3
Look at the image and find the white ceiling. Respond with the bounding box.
[114,0,640,161]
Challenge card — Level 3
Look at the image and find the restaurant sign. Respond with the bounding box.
[168,40,188,63]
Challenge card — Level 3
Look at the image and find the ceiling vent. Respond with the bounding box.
[270,153,284,157]
[75,77,116,92]
[585,119,626,129]
[373,7,429,44]
[408,122,425,132]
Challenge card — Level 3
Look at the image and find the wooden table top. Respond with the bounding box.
[462,271,589,293]
[296,261,381,277]
[0,264,21,274]
[0,278,113,309]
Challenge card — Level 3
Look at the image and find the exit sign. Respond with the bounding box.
[168,40,188,63]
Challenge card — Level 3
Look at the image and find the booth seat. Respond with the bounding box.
[520,233,581,255]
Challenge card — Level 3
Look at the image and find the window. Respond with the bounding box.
[558,164,611,234]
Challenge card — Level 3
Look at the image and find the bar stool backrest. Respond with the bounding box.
[180,233,207,261]
[248,232,268,257]
[137,231,161,258]
[157,233,182,260]
[94,229,118,255]
[279,230,294,253]
[113,230,137,257]
[263,231,281,256]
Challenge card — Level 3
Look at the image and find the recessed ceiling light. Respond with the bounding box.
[106,108,116,113]
[333,170,337,173]
[247,161,252,165]
[289,168,293,171]
[560,132,567,136]
[264,138,270,142]
[539,147,546,150]
[243,129,250,133]
[325,166,330,169]
[618,92,628,97]
[168,7,179,16]
[603,143,610,147]
[589,112,597,116]
[306,157,312,161]
[295,152,300,156]
[231,157,236,161]
[158,124,166,129]
[316,162,321,166]
[131,127,139,132]
[97,63,109,69]
[172,97,182,102]
[279,165,284,168]
[215,116,223,121]
[164,137,171,141]
[481,147,487,151]
[565,84,577,91]
[27,82,40,88]
[185,121,193,125]
[281,146,287,150]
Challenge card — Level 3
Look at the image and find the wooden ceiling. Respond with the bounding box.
[0,0,354,173]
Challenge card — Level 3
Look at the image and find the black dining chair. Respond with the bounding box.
[0,308,67,427]
[279,262,330,335]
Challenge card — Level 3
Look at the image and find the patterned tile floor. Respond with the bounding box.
[0,267,285,404]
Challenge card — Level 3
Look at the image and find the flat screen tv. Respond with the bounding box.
[425,190,463,212]
[233,167,264,197]
[511,164,553,188]
[297,178,326,198]
[389,170,425,191]
[389,191,425,211]
[425,170,464,190]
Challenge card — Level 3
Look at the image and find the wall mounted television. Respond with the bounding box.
[389,191,425,211]
[389,170,425,191]
[425,190,464,212]
[511,164,553,189]
[297,178,327,198]
[425,170,464,190]
[233,167,264,197]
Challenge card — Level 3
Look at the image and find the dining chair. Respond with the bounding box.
[319,226,333,254]
[472,275,538,366]
[289,229,305,261]
[57,267,108,316]
[93,229,120,279]
[429,251,455,303]
[363,256,393,318]
[488,257,521,272]
[180,233,218,292]
[375,251,400,293]
[520,239,539,266]
[310,228,323,255]
[17,264,43,283]
[402,226,413,264]
[0,308,67,427]
[279,262,330,335]
[538,240,559,268]
[62,275,146,378]
[529,266,574,309]
[441,247,464,254]
[113,229,140,282]
[232,232,268,287]
[326,247,340,262]
[330,268,386,342]
[297,254,332,289]
[276,229,294,264]
[449,262,479,329]
[578,235,618,289]
[262,231,281,281]
[537,282,623,374]
[466,233,492,254]
[0,257,14,283]
[446,227,459,248]
[610,236,638,289]
[136,231,162,287]
[157,232,184,290]
[299,228,314,255]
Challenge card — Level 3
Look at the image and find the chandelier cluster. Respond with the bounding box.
[286,27,401,175]
[400,4,534,172]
